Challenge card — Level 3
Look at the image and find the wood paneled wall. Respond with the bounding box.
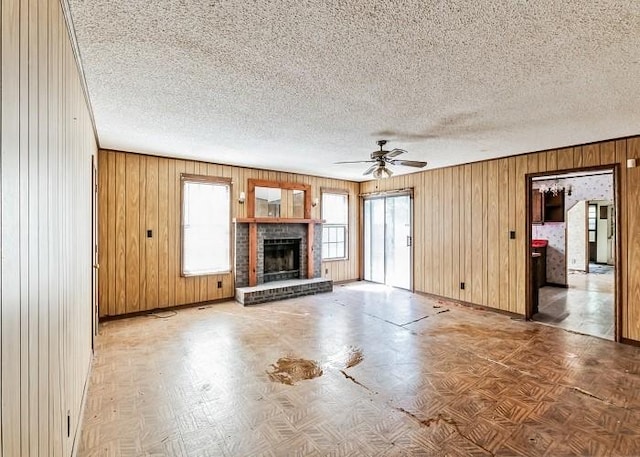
[361,137,640,341]
[1,0,98,455]
[97,150,360,317]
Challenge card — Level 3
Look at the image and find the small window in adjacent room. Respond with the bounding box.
[182,175,231,276]
[321,191,348,260]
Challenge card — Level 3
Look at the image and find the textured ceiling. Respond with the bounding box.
[68,1,640,181]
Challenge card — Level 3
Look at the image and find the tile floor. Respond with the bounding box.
[535,265,615,340]
[79,282,640,456]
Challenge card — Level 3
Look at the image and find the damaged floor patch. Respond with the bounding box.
[267,357,323,385]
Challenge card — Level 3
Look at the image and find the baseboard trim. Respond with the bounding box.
[544,282,568,288]
[99,297,233,321]
[415,291,524,319]
[621,337,640,347]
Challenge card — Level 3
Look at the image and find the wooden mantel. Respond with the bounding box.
[234,218,324,224]
[238,179,323,287]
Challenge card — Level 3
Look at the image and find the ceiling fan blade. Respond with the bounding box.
[391,160,428,168]
[386,148,407,158]
[334,160,376,164]
[363,163,379,175]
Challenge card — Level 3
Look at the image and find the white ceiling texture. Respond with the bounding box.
[68,1,640,181]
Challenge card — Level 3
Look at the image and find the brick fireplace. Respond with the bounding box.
[234,222,322,288]
[233,178,333,305]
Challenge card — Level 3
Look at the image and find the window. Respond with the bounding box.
[588,203,597,243]
[321,191,348,260]
[182,175,231,276]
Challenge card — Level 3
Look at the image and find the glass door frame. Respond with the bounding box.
[360,189,414,291]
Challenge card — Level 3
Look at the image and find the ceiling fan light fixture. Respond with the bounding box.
[373,165,393,179]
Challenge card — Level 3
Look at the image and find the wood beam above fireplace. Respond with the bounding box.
[234,218,323,224]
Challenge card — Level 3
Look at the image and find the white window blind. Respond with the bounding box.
[182,178,230,276]
[322,192,348,260]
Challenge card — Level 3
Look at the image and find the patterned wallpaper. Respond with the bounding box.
[532,174,613,285]
[567,201,587,272]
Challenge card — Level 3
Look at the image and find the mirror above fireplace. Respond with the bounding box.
[248,179,311,220]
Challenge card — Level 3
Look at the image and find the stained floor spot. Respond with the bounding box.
[267,357,323,385]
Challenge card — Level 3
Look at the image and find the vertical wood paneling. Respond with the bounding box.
[114,152,126,315]
[174,160,186,306]
[627,138,640,339]
[514,155,528,314]
[138,156,147,310]
[99,140,640,340]
[557,147,574,171]
[1,0,97,454]
[423,172,434,292]
[158,158,170,307]
[450,167,460,301]
[125,153,140,312]
[498,159,510,310]
[583,143,601,167]
[98,152,108,315]
[443,168,452,298]
[98,150,360,315]
[106,151,116,316]
[481,162,489,307]
[508,158,517,313]
[146,157,159,309]
[471,163,483,304]
[615,140,628,338]
[574,146,585,168]
[463,165,473,303]
[601,141,616,165]
[547,149,558,171]
[487,160,499,309]
[433,169,442,295]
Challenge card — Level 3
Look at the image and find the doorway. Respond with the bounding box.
[91,156,99,350]
[528,168,617,340]
[363,193,412,290]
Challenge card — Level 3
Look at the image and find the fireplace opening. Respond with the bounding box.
[263,238,301,283]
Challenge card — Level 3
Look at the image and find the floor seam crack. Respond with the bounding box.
[394,407,495,456]
[469,350,635,411]
[339,369,376,393]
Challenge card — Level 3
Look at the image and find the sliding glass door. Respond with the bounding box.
[363,194,412,289]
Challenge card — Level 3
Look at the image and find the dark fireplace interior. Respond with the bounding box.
[263,238,301,283]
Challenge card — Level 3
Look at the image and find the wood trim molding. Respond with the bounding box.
[234,217,323,224]
[180,173,232,184]
[247,178,312,219]
[249,223,257,286]
[320,186,349,194]
[307,223,315,279]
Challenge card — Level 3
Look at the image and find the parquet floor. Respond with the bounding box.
[79,282,640,456]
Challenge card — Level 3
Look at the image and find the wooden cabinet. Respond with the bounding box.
[532,245,547,286]
[532,191,544,224]
[544,190,565,222]
[531,189,565,223]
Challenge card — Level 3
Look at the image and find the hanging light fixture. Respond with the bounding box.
[537,179,572,196]
[373,163,393,179]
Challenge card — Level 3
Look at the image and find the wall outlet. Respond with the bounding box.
[147,229,153,238]
[217,281,222,289]
[460,282,465,290]
[509,231,516,239]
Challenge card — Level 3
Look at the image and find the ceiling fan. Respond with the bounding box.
[335,140,428,178]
